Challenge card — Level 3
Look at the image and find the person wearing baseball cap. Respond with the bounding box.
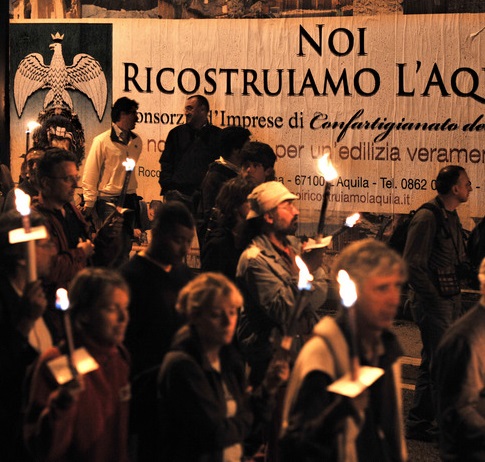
[236,181,328,387]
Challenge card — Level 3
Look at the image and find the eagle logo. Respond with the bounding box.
[14,32,107,120]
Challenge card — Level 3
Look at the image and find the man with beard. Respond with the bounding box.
[121,201,195,462]
[236,181,328,387]
[159,95,221,212]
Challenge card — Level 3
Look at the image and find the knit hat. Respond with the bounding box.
[246,181,297,219]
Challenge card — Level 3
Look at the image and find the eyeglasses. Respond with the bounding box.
[47,175,80,184]
[277,201,298,213]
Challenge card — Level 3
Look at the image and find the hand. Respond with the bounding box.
[301,247,326,274]
[77,238,95,258]
[133,228,142,240]
[98,212,123,238]
[50,375,85,409]
[17,281,48,337]
[348,389,370,424]
[263,357,290,393]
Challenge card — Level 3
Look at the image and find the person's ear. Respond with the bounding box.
[39,176,49,192]
[264,167,275,179]
[263,211,274,225]
[75,312,91,328]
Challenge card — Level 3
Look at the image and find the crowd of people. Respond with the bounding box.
[1,94,484,462]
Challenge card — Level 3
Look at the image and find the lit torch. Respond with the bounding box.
[119,157,136,208]
[331,213,361,239]
[280,256,314,352]
[316,152,338,237]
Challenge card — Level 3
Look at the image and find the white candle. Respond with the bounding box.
[15,189,36,282]
[337,270,359,381]
[119,158,136,207]
[280,256,314,351]
[56,288,77,376]
[25,121,41,153]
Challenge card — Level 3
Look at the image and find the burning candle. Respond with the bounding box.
[337,269,359,381]
[25,121,41,154]
[280,256,314,351]
[119,157,136,208]
[296,255,314,291]
[316,152,338,237]
[15,188,36,282]
[56,288,77,377]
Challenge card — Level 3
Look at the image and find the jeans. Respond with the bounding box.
[406,290,462,432]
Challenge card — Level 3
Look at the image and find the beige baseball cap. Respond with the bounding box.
[246,181,298,220]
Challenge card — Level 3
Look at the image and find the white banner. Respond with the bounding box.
[10,15,485,230]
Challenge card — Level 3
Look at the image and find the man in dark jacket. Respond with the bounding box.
[121,201,195,462]
[159,95,221,212]
[34,147,122,341]
[236,181,328,387]
[404,165,472,442]
[434,256,485,461]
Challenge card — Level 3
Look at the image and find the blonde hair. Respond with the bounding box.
[177,272,243,321]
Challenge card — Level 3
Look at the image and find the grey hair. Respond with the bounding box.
[332,238,407,290]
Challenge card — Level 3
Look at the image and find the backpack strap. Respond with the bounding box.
[418,201,449,239]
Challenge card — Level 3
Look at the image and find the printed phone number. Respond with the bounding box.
[288,175,437,190]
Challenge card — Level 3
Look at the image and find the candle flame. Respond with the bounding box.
[317,153,338,182]
[295,255,313,290]
[337,270,357,308]
[345,213,360,228]
[123,158,136,172]
[15,189,31,216]
[55,288,70,311]
[26,121,41,133]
